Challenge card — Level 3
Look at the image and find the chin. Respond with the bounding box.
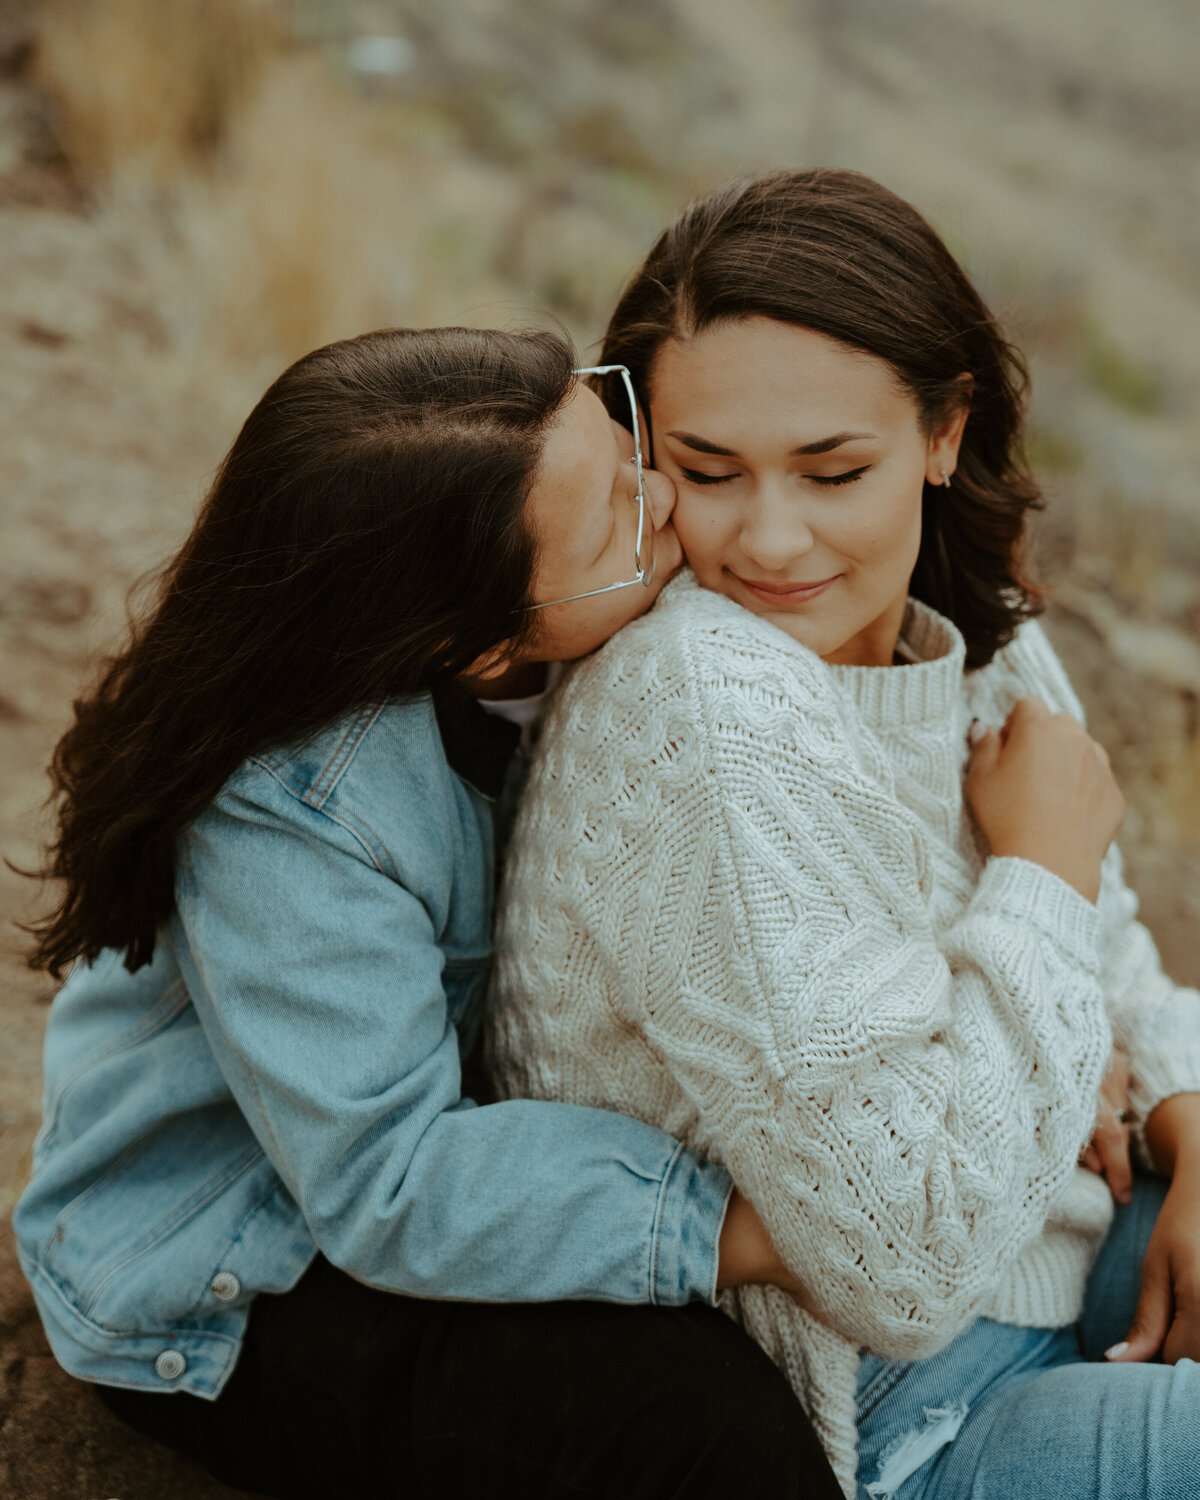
[770,615,827,652]
[748,600,841,655]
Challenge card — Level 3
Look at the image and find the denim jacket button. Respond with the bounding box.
[154,1349,187,1380]
[210,1271,241,1302]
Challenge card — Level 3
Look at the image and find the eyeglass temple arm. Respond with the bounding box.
[575,364,647,558]
[526,574,647,612]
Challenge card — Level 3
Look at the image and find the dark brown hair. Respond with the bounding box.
[598,169,1044,667]
[28,325,574,977]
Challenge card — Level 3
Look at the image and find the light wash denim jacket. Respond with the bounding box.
[14,691,732,1399]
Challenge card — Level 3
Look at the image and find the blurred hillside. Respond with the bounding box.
[0,0,1199,1489]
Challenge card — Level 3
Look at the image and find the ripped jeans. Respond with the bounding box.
[854,1175,1200,1499]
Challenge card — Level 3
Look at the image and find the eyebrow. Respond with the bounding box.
[665,429,877,457]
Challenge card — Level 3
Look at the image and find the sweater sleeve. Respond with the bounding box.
[996,619,1200,1151]
[1098,849,1200,1148]
[514,616,1111,1361]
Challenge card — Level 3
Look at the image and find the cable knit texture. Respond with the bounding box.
[488,570,1200,1498]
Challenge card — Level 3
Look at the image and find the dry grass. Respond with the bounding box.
[35,0,404,398]
[35,0,279,186]
[164,54,423,412]
[29,1,521,422]
[1162,727,1200,846]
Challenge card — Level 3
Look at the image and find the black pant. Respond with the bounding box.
[99,1257,839,1499]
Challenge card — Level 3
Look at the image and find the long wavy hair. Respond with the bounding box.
[28,326,574,977]
[597,169,1044,668]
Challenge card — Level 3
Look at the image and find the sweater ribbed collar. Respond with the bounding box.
[663,571,966,731]
[826,598,966,731]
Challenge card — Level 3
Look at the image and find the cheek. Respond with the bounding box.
[840,477,924,571]
[672,497,729,572]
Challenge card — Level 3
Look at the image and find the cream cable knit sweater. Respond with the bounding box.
[488,570,1200,1498]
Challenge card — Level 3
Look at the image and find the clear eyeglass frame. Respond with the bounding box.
[527,364,655,611]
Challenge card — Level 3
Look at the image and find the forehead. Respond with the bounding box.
[651,317,911,434]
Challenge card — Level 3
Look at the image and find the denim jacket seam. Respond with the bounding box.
[303,705,385,808]
[245,759,397,881]
[38,981,191,1147]
[320,803,399,882]
[46,1121,172,1260]
[74,1142,266,1322]
[648,1139,688,1305]
[25,1255,244,1355]
[233,1057,289,1174]
[189,1172,303,1319]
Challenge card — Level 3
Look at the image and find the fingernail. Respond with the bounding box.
[968,720,990,745]
[1105,1341,1129,1360]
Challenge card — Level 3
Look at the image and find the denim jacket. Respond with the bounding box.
[13,691,732,1399]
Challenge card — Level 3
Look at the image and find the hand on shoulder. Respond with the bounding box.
[965,696,1124,903]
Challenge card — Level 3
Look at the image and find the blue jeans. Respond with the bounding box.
[855,1175,1200,1499]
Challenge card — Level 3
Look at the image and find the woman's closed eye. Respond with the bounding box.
[680,467,737,486]
[679,464,873,488]
[810,465,871,487]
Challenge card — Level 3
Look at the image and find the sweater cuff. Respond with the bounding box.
[1129,1041,1200,1141]
[649,1145,734,1307]
[974,857,1101,970]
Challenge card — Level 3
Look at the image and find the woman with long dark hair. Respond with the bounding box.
[491,172,1200,1499]
[13,326,840,1499]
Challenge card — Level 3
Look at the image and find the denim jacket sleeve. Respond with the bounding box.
[172,756,732,1307]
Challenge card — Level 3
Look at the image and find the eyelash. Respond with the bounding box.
[813,466,871,487]
[679,465,871,488]
[679,469,730,486]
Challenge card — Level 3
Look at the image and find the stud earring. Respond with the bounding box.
[940,470,952,488]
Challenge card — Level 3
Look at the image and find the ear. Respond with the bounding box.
[925,373,972,487]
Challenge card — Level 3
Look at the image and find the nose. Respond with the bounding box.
[739,487,814,570]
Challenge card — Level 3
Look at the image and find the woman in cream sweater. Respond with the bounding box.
[490,172,1200,1499]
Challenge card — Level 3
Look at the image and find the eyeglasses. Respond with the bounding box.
[527,364,656,611]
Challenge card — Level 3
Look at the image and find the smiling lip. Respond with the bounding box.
[734,573,840,605]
